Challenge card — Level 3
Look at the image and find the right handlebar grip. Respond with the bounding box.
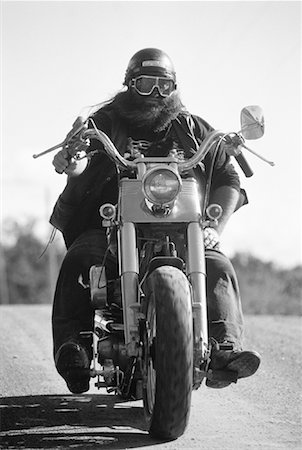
[235,152,254,177]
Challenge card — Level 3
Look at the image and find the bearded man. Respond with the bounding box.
[50,48,260,394]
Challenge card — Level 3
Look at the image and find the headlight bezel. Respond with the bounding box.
[142,166,182,207]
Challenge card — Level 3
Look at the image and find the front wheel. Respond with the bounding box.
[142,266,193,440]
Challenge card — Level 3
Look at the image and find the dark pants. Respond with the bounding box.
[52,230,244,359]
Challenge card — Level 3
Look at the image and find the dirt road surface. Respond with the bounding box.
[0,305,301,449]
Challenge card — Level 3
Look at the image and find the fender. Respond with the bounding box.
[146,256,184,277]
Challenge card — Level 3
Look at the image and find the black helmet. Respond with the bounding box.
[124,48,176,85]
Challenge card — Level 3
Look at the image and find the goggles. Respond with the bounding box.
[131,75,176,97]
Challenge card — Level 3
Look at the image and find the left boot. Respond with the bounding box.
[206,347,261,389]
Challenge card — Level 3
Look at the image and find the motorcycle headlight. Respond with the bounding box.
[142,167,182,205]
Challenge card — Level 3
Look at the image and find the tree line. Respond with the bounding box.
[0,220,301,315]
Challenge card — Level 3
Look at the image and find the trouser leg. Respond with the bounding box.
[52,229,118,358]
[206,249,244,349]
[53,233,243,354]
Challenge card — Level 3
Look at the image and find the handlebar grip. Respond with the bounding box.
[235,151,254,177]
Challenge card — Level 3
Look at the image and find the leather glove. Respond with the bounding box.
[204,227,220,250]
[52,136,89,174]
[222,135,242,157]
[52,148,71,174]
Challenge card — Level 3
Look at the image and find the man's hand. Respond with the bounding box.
[52,135,90,175]
[52,147,88,176]
[52,148,71,174]
[222,134,243,157]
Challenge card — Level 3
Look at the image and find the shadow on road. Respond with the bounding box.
[0,394,163,449]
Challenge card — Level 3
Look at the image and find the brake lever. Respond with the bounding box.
[223,133,275,168]
[32,116,88,159]
[240,142,275,166]
[33,141,66,159]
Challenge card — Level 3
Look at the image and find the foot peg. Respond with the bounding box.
[210,338,234,352]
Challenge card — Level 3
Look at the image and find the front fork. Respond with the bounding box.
[118,222,141,355]
[187,222,210,388]
[116,220,211,388]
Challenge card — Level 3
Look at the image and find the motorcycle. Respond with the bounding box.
[34,105,273,440]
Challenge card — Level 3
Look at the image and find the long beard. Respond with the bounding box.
[109,90,185,132]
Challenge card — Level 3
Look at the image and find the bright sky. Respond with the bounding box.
[1,0,301,268]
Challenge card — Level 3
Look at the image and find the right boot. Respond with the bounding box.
[55,340,91,394]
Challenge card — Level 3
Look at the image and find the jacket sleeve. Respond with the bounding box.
[191,115,240,190]
[192,115,248,209]
[49,108,114,235]
[208,145,241,193]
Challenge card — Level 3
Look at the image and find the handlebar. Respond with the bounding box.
[83,128,137,170]
[83,126,226,174]
[33,115,274,176]
[178,130,225,172]
[84,126,258,177]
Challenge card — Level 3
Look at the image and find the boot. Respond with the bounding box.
[55,340,91,394]
[206,342,261,389]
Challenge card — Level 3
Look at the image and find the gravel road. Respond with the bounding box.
[0,305,301,449]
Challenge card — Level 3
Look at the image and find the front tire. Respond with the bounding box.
[142,266,193,440]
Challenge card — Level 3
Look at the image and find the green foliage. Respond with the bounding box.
[231,253,302,316]
[0,220,64,304]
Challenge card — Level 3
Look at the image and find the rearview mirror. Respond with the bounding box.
[240,106,264,140]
